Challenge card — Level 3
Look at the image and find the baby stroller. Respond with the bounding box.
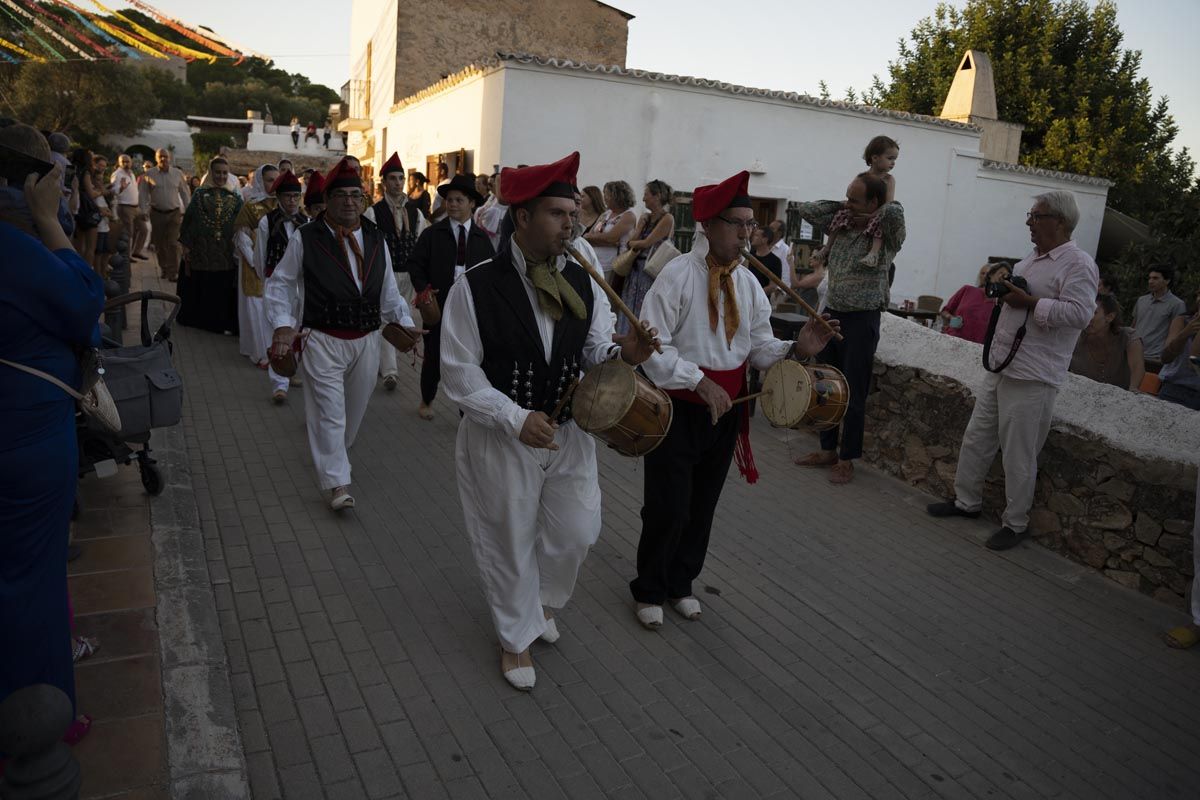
[78,291,184,495]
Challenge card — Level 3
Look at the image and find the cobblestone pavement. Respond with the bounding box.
[157,267,1199,799]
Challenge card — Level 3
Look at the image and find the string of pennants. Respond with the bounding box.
[0,0,264,64]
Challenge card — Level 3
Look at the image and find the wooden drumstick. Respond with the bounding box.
[740,249,844,342]
[731,389,771,406]
[566,244,663,354]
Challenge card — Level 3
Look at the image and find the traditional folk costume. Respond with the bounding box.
[234,166,278,365]
[263,160,414,507]
[632,171,796,624]
[256,171,309,400]
[440,153,622,690]
[408,173,495,416]
[177,173,243,333]
[365,153,426,385]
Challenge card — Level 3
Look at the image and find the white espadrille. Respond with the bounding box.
[636,604,663,630]
[501,650,535,691]
[329,487,355,511]
[539,616,560,644]
[671,597,702,620]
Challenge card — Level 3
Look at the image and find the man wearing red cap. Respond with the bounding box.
[439,152,658,690]
[263,158,421,510]
[365,152,426,390]
[408,171,495,419]
[256,170,308,402]
[631,171,839,629]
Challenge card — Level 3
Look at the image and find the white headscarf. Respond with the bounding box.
[243,164,274,204]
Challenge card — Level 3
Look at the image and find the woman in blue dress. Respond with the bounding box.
[0,125,105,733]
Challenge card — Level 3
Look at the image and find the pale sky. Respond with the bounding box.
[154,0,1198,168]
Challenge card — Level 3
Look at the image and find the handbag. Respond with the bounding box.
[644,241,681,279]
[610,246,637,278]
[76,189,102,230]
[0,354,121,435]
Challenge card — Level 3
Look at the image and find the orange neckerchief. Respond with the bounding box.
[706,252,741,348]
[331,221,365,283]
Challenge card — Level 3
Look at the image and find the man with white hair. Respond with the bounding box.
[928,190,1098,551]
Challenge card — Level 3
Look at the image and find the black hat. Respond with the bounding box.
[437,173,484,205]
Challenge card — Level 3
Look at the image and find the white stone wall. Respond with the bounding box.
[875,313,1200,468]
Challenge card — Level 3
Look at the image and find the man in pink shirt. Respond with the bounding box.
[927,190,1098,550]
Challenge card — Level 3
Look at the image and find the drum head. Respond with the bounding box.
[571,360,637,432]
[760,360,812,428]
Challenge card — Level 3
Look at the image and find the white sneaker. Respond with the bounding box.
[330,487,355,511]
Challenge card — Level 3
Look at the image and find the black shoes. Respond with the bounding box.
[926,500,981,519]
[985,527,1028,551]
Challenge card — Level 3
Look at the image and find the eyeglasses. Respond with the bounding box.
[329,191,364,202]
[1026,212,1060,221]
[717,215,758,231]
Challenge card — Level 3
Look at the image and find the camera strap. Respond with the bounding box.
[982,304,1030,373]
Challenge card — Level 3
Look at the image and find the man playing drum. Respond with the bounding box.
[631,170,839,629]
[439,152,658,691]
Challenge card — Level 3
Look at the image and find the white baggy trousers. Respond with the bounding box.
[456,416,603,653]
[301,330,381,490]
[377,272,416,378]
[953,371,1058,533]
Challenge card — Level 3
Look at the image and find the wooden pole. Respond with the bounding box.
[740,249,843,342]
[566,244,663,354]
[731,389,771,406]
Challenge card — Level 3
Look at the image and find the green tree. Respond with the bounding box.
[0,61,158,140]
[869,0,1194,222]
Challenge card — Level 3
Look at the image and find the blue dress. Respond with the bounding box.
[0,223,104,716]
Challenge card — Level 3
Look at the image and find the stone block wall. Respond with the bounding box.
[863,317,1198,611]
[395,0,630,103]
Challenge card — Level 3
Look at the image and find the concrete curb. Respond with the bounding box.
[150,420,249,799]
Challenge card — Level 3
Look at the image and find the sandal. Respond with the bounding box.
[72,636,100,663]
[671,597,702,621]
[794,451,837,468]
[829,460,854,485]
[1163,625,1200,649]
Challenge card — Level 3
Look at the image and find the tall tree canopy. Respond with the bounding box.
[868,0,1194,223]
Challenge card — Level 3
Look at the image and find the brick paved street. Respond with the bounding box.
[150,266,1199,800]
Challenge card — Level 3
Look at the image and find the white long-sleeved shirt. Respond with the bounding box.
[362,194,428,238]
[110,167,138,205]
[989,239,1098,386]
[639,235,793,391]
[264,222,414,332]
[771,237,793,288]
[253,213,302,279]
[440,237,621,438]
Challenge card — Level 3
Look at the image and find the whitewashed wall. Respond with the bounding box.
[495,64,1109,303]
[383,69,504,178]
[102,119,194,169]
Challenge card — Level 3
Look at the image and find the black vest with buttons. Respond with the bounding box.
[371,198,418,271]
[299,218,387,332]
[264,207,307,277]
[466,249,594,422]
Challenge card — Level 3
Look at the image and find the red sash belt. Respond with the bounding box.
[666,364,758,484]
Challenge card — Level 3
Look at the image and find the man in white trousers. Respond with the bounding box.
[365,152,426,390]
[439,152,657,690]
[927,190,1097,550]
[265,159,420,510]
[256,170,308,403]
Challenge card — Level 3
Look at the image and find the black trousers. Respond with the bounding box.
[630,399,738,605]
[817,308,880,460]
[420,324,441,405]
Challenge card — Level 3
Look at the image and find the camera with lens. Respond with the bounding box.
[985,274,1029,299]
